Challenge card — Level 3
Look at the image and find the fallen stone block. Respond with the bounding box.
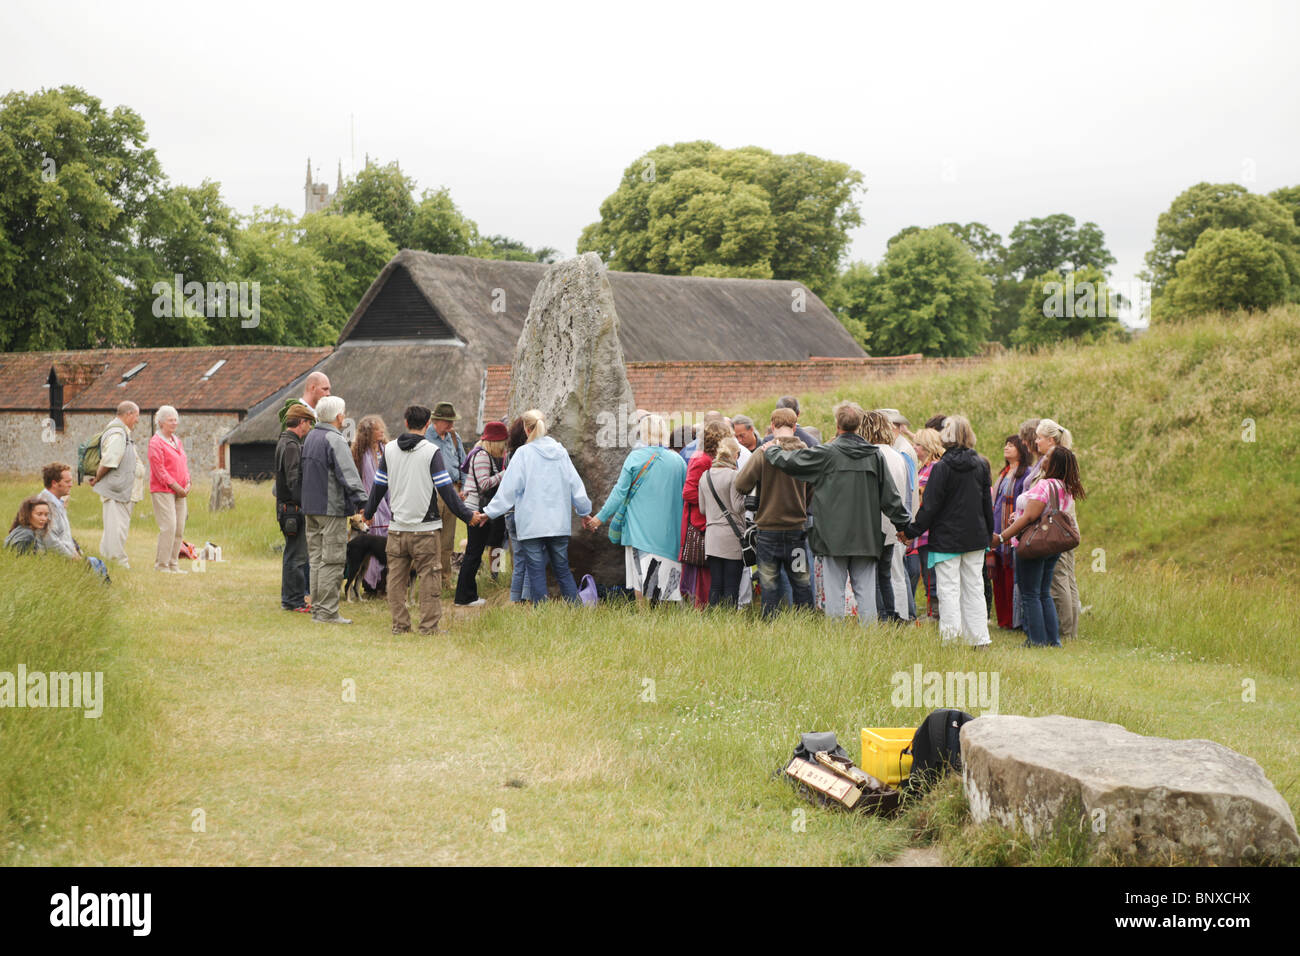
[961,714,1299,864]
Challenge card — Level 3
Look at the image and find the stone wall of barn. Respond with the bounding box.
[0,411,240,482]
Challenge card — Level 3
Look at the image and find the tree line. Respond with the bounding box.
[580,141,1300,355]
[3,87,1298,355]
[0,86,553,351]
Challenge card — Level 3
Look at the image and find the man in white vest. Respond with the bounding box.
[88,401,145,567]
[363,404,484,635]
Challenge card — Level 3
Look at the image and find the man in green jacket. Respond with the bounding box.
[764,401,909,624]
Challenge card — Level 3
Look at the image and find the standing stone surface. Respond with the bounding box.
[961,714,1300,864]
[506,253,635,586]
[209,469,234,512]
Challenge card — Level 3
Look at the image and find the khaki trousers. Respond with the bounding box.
[307,514,348,621]
[100,498,134,567]
[1051,547,1081,639]
[386,530,442,633]
[437,493,460,584]
[152,492,188,570]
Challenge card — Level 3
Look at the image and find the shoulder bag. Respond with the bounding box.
[1015,479,1079,559]
[706,471,757,566]
[608,452,659,546]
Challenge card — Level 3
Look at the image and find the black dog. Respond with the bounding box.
[343,532,388,601]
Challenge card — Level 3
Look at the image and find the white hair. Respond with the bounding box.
[316,395,346,425]
[154,405,178,427]
[639,414,671,447]
[1036,418,1073,449]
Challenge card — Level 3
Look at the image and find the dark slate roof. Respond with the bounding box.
[336,250,866,362]
[0,346,332,413]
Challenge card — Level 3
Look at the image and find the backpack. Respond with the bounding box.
[77,428,108,484]
[900,709,975,795]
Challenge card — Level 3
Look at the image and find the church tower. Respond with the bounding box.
[304,157,337,215]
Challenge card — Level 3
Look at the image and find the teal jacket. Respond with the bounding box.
[764,432,908,559]
[596,445,687,560]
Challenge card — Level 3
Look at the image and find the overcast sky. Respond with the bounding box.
[6,0,1299,324]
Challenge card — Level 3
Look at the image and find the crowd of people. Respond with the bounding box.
[270,374,1086,649]
[7,376,1086,650]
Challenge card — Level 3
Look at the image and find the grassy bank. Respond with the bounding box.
[1,307,1297,864]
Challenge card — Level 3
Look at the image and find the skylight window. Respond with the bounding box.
[119,362,147,384]
[201,359,227,381]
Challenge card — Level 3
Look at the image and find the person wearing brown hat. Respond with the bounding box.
[276,402,317,612]
[454,420,509,606]
[424,402,466,581]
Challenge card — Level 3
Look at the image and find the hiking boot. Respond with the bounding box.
[392,626,412,635]
[314,616,352,625]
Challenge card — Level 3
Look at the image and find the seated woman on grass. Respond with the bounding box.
[6,497,51,554]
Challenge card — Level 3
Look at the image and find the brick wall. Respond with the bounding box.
[0,411,240,482]
[479,355,987,428]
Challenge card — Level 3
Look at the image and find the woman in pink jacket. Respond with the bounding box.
[149,405,190,572]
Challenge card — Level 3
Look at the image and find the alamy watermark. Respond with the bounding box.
[596,404,711,449]
[0,664,103,718]
[152,273,260,328]
[890,663,999,715]
[1041,276,1150,324]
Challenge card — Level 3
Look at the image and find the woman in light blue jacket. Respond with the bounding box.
[482,409,592,603]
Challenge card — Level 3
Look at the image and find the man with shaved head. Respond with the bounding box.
[279,371,331,427]
[88,400,145,567]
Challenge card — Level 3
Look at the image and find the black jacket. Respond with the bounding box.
[904,447,994,554]
[275,429,304,507]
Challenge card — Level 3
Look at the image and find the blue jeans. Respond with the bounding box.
[904,550,921,619]
[281,523,309,609]
[506,513,530,602]
[755,529,813,619]
[1016,550,1062,646]
[518,535,579,604]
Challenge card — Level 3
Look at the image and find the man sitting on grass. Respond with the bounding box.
[37,462,81,558]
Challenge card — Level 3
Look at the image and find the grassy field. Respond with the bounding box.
[2,307,1298,865]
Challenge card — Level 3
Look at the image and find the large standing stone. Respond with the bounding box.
[209,469,234,512]
[961,715,1299,864]
[506,253,635,586]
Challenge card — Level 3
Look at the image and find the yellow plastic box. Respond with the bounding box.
[860,727,915,788]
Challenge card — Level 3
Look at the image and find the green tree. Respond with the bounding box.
[332,161,417,248]
[864,227,992,356]
[1006,214,1115,281]
[0,85,163,350]
[231,207,331,346]
[1014,266,1124,347]
[406,187,480,255]
[299,210,397,332]
[1267,184,1300,229]
[579,141,862,296]
[131,180,241,346]
[474,234,560,263]
[1158,228,1290,319]
[823,260,876,347]
[1143,182,1299,295]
